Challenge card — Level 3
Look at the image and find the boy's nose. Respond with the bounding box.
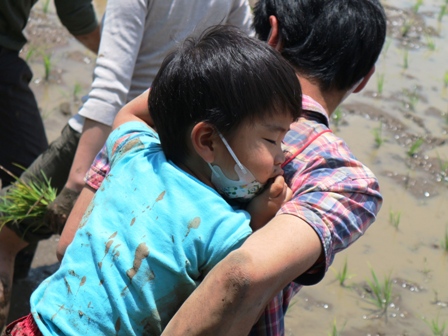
[274,150,286,166]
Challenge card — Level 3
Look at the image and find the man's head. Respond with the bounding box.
[149,25,302,164]
[253,0,387,92]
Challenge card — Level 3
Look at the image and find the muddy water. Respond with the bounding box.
[10,0,448,334]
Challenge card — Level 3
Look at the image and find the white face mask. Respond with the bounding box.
[208,133,264,202]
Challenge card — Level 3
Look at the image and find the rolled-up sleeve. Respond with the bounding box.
[280,124,383,286]
[84,145,110,190]
[54,0,98,36]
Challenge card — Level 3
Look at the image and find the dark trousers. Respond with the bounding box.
[0,46,48,187]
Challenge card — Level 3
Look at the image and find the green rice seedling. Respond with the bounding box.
[25,47,36,62]
[402,21,412,37]
[382,38,392,58]
[438,3,447,22]
[421,257,431,277]
[444,71,448,88]
[332,107,343,130]
[372,122,385,148]
[408,93,419,111]
[423,315,446,336]
[441,226,448,252]
[403,49,409,69]
[365,268,393,316]
[43,0,51,14]
[436,153,448,169]
[328,319,346,336]
[376,73,385,95]
[412,0,423,14]
[389,210,401,230]
[0,166,57,230]
[73,82,83,101]
[426,35,436,51]
[407,138,424,157]
[42,52,52,81]
[332,258,355,287]
[284,298,299,318]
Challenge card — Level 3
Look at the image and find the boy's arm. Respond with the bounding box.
[112,90,154,130]
[246,175,292,231]
[56,185,96,261]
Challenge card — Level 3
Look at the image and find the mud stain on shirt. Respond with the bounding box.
[120,138,144,155]
[126,243,150,281]
[51,304,65,321]
[184,217,201,239]
[115,316,121,333]
[63,277,72,295]
[155,191,165,203]
[98,232,118,269]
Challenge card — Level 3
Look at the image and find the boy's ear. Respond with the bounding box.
[267,15,283,51]
[353,66,376,93]
[190,122,217,163]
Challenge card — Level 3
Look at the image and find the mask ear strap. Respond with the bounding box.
[216,132,248,175]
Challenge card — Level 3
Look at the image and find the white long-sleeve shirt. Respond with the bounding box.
[69,0,253,132]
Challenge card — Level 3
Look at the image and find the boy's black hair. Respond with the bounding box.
[253,0,387,91]
[149,25,302,164]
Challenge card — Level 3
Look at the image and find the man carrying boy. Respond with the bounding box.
[161,0,386,334]
[3,25,302,335]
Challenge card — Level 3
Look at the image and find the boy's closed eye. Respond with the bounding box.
[263,138,277,145]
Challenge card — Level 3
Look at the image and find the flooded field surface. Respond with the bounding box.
[8,0,448,334]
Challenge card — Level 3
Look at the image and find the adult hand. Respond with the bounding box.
[45,187,80,234]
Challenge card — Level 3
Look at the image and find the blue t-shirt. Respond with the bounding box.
[30,122,252,335]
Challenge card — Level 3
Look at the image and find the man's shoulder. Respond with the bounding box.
[283,118,338,159]
[283,118,377,182]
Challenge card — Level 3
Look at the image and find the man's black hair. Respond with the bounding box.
[253,0,387,91]
[149,25,302,164]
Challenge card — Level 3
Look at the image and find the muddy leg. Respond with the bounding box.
[0,227,28,331]
[0,272,11,334]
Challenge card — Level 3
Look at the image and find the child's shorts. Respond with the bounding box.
[3,314,42,336]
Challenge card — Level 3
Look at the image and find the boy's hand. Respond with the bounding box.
[246,175,292,231]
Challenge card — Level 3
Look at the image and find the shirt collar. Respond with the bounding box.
[301,94,330,125]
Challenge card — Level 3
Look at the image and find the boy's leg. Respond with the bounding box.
[12,244,38,281]
[0,227,28,332]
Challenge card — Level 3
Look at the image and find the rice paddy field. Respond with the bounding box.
[8,0,448,334]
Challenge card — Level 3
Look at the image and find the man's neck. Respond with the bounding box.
[298,77,344,117]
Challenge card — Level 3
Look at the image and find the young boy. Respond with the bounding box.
[3,25,302,335]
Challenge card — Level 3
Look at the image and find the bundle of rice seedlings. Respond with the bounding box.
[0,165,57,229]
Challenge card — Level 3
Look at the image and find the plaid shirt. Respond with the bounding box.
[85,95,382,335]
